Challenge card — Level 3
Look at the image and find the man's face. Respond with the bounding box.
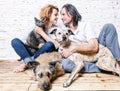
[61,8,72,25]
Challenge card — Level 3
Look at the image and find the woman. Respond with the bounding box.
[11,4,59,72]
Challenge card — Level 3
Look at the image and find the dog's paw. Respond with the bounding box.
[63,80,71,87]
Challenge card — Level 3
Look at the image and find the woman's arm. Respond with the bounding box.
[35,26,59,49]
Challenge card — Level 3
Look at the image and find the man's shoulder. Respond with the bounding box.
[78,21,91,26]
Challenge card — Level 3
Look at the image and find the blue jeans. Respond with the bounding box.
[98,23,120,60]
[62,59,100,73]
[62,23,120,73]
[11,38,56,64]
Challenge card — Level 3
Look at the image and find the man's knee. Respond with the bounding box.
[103,23,116,33]
[104,23,114,27]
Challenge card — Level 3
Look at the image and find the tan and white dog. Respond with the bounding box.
[27,52,65,91]
[50,27,120,87]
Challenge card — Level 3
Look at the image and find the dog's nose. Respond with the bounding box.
[42,83,50,90]
[63,36,66,41]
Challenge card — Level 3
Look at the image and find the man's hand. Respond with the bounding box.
[60,45,76,58]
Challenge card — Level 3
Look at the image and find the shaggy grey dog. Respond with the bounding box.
[26,17,46,48]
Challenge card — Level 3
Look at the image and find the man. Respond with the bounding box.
[60,4,120,73]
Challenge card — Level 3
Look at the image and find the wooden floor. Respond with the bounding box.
[0,60,120,91]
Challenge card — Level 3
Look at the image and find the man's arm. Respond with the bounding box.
[72,38,98,54]
[61,38,99,57]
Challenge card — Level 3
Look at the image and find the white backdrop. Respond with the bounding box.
[0,0,120,59]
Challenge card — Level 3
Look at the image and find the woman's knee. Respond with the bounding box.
[45,41,55,51]
[11,38,22,47]
[47,41,55,47]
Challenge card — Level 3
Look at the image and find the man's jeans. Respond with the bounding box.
[98,23,120,60]
[62,23,120,73]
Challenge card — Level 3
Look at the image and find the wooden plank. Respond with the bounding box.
[0,60,120,91]
[0,83,30,91]
[51,83,120,90]
[52,73,120,83]
[28,84,41,91]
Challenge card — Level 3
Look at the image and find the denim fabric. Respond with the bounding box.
[62,59,100,73]
[33,41,56,58]
[23,57,34,64]
[11,38,34,60]
[11,38,56,64]
[61,23,120,73]
[98,23,120,60]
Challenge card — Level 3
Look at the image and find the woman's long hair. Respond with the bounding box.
[39,4,59,29]
[62,4,82,27]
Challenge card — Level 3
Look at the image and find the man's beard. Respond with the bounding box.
[65,20,72,27]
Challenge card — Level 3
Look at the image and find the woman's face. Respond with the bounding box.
[61,8,72,25]
[49,9,59,25]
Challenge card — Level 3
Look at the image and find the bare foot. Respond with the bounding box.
[13,63,28,73]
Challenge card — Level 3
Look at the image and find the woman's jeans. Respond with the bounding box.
[62,23,120,73]
[11,38,56,64]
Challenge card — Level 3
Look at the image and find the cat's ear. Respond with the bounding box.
[34,17,39,22]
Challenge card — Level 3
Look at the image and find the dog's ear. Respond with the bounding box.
[49,61,60,74]
[68,29,74,35]
[49,62,55,74]
[27,61,40,75]
[49,65,55,75]
[49,61,58,67]
[50,28,57,34]
[27,61,40,69]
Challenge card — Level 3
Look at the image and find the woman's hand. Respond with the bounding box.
[38,43,44,48]
[53,40,59,49]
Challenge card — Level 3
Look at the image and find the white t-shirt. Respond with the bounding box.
[69,21,97,43]
[47,25,57,39]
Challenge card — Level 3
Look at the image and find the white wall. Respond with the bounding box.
[0,0,120,60]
